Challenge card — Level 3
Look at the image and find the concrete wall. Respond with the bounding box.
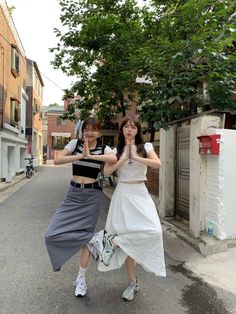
[189,114,223,236]
[222,130,236,238]
[0,125,27,181]
[203,129,236,240]
[159,125,176,218]
[159,113,226,238]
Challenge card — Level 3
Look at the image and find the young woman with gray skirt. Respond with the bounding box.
[45,117,116,297]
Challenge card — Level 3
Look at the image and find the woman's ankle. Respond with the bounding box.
[111,237,117,246]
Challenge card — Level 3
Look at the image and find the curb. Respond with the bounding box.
[162,218,236,257]
[0,173,26,193]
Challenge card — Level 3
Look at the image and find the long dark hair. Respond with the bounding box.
[116,116,147,160]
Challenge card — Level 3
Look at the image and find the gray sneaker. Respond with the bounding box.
[102,235,116,266]
[122,281,140,301]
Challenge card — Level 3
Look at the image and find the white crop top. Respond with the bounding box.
[114,142,154,182]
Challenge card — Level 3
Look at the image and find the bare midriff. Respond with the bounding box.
[121,180,144,184]
[72,175,97,184]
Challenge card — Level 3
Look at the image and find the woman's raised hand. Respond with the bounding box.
[130,145,138,161]
[120,145,130,161]
[83,138,90,158]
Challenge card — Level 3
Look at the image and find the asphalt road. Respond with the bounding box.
[0,165,231,314]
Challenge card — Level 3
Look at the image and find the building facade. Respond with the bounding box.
[26,59,44,165]
[0,0,28,181]
[42,105,75,161]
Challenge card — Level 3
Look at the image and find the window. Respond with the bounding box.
[33,69,42,97]
[10,98,20,128]
[11,45,20,77]
[57,116,67,126]
[52,136,71,149]
[33,98,38,114]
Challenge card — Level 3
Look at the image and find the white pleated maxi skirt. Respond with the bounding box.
[98,182,166,277]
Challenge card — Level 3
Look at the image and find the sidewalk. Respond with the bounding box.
[0,173,29,203]
[103,183,236,297]
[0,173,26,193]
[161,220,236,295]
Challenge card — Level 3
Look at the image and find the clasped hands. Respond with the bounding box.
[121,143,139,163]
[78,138,94,159]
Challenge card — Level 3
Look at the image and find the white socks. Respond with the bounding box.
[77,266,87,279]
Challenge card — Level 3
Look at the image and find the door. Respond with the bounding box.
[175,126,190,220]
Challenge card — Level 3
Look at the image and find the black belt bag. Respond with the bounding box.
[70,180,102,191]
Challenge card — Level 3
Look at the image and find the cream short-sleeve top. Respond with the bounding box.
[114,142,154,182]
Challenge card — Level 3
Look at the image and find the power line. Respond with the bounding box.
[40,71,69,91]
[0,32,71,91]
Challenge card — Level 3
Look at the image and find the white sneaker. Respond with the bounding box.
[87,242,98,260]
[102,235,116,266]
[93,230,105,261]
[73,276,87,297]
[87,230,105,261]
[122,280,140,301]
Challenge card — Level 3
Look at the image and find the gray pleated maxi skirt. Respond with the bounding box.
[45,184,102,271]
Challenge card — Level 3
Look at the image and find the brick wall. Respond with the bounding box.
[32,90,42,133]
[146,142,160,197]
[0,3,27,125]
[47,112,75,159]
[47,114,75,134]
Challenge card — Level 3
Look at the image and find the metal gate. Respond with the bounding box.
[175,127,190,220]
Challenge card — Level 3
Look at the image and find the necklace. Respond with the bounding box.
[128,145,133,165]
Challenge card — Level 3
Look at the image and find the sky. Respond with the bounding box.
[6,0,147,107]
[6,0,73,107]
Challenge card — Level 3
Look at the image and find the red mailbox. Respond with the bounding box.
[197,134,221,155]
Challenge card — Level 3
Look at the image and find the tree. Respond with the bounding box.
[138,0,236,129]
[51,0,236,129]
[7,5,15,16]
[48,102,60,107]
[51,0,145,121]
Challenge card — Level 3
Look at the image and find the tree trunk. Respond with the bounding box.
[150,128,155,142]
[119,94,126,117]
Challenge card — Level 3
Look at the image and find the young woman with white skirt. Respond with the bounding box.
[97,116,166,301]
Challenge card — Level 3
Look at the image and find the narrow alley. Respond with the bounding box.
[0,165,234,314]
